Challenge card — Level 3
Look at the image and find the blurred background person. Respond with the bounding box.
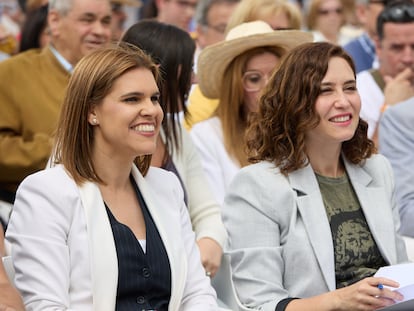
[18,2,49,52]
[0,0,112,228]
[140,0,198,32]
[121,20,227,277]
[110,0,142,41]
[343,0,388,73]
[184,0,304,130]
[306,0,354,45]
[379,97,414,238]
[357,0,414,144]
[0,0,23,57]
[193,0,239,64]
[190,21,312,204]
[226,0,303,31]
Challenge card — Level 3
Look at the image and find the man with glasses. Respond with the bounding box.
[344,0,388,73]
[194,0,239,50]
[356,0,414,144]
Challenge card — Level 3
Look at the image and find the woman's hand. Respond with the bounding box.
[332,277,403,311]
[196,238,223,278]
[0,276,24,311]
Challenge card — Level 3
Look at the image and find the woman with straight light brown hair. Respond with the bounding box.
[6,43,218,311]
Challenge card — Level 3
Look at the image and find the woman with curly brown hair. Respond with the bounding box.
[222,42,408,311]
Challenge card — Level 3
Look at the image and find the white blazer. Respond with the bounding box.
[6,165,218,311]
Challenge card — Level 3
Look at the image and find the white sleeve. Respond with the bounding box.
[6,169,84,311]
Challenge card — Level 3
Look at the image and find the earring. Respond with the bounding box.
[92,118,98,125]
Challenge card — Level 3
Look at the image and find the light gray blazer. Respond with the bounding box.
[7,165,218,311]
[379,97,414,237]
[222,154,408,311]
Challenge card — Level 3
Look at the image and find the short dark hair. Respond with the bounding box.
[377,0,414,40]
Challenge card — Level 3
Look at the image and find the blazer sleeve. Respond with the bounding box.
[379,100,414,238]
[222,164,294,311]
[179,127,227,248]
[6,168,85,310]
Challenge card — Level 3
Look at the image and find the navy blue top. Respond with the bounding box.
[106,177,171,311]
[344,33,376,74]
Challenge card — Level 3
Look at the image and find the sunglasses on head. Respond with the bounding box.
[380,3,414,22]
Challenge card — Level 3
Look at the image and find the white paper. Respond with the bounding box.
[375,262,414,310]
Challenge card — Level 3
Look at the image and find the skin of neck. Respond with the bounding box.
[306,142,344,177]
[92,147,134,189]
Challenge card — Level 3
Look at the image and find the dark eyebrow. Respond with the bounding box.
[321,79,356,86]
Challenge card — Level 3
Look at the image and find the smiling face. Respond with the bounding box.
[305,56,360,149]
[89,68,164,162]
[48,0,112,66]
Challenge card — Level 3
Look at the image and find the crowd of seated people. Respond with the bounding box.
[1,0,414,310]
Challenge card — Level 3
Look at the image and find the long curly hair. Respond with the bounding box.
[246,42,375,175]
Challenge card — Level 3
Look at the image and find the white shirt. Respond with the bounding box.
[190,117,240,205]
[356,70,384,138]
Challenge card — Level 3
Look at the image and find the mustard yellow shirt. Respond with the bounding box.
[0,46,70,192]
[184,84,219,130]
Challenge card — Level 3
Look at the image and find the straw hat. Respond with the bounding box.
[110,0,142,7]
[197,21,314,99]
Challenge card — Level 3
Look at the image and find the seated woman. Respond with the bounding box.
[121,20,227,277]
[190,21,312,204]
[223,42,408,311]
[6,44,218,310]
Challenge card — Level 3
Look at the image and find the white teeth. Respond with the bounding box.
[133,124,155,132]
[331,115,350,122]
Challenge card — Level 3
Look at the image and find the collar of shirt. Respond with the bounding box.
[49,44,73,73]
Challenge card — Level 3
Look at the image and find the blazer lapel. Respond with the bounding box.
[288,165,336,291]
[344,159,397,264]
[131,166,186,311]
[79,181,118,311]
